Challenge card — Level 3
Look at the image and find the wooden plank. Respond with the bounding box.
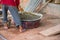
[39,24,60,36]
[37,0,52,12]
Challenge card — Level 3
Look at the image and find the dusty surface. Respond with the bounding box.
[0,14,60,40]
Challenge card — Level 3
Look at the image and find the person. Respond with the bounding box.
[0,0,24,32]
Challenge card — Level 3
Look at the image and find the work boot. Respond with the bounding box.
[3,22,9,30]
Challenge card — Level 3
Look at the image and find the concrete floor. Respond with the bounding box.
[0,14,60,40]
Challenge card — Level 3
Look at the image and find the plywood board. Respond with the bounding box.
[40,24,60,36]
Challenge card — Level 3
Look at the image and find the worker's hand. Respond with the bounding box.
[18,6,24,12]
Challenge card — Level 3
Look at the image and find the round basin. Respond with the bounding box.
[19,12,43,29]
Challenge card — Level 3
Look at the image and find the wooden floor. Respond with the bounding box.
[0,14,60,40]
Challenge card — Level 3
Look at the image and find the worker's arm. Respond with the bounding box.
[16,0,20,6]
[15,0,24,11]
[15,0,20,10]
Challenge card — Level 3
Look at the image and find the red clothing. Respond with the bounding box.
[0,0,20,6]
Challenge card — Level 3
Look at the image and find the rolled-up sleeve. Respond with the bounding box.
[16,0,20,6]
